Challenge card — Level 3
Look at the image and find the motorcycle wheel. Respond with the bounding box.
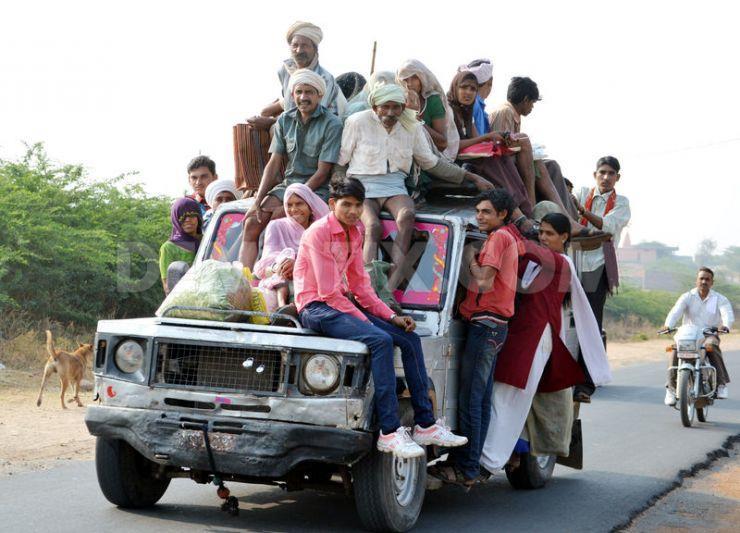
[678,369,695,427]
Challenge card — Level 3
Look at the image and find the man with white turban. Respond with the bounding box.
[335,82,484,292]
[458,59,494,135]
[247,21,344,130]
[240,68,343,268]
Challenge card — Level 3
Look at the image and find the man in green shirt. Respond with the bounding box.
[240,69,343,268]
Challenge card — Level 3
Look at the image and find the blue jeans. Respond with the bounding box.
[299,302,435,434]
[450,321,508,480]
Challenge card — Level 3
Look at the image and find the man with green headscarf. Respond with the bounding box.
[337,83,432,292]
[338,82,489,293]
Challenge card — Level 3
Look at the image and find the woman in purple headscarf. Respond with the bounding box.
[254,183,329,309]
[159,197,203,293]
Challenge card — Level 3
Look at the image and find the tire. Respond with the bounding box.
[351,400,426,532]
[697,370,713,423]
[678,369,695,428]
[95,437,170,508]
[505,453,556,490]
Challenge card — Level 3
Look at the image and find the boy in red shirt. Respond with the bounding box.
[436,189,519,486]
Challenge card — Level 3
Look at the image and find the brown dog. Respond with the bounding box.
[36,330,94,409]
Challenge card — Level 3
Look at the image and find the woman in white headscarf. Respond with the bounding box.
[254,183,329,310]
[397,59,461,161]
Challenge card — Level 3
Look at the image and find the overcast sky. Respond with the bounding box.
[1,0,738,255]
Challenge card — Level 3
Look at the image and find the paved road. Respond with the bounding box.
[2,352,739,532]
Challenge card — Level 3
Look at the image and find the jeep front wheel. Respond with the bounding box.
[95,437,170,507]
[352,445,426,532]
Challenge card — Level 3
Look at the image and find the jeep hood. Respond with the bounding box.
[96,317,369,354]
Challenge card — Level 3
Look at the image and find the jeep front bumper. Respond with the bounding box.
[86,405,372,478]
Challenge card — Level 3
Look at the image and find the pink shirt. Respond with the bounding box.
[294,213,394,323]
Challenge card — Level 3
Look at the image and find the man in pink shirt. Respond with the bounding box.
[294,177,467,459]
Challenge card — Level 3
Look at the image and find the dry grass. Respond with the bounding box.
[0,311,95,372]
[603,315,657,343]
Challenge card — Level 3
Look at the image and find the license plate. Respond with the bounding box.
[175,429,237,452]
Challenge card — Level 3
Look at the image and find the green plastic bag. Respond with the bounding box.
[156,260,254,321]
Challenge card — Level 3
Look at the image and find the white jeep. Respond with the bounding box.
[86,195,584,532]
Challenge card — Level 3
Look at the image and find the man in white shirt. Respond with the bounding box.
[338,82,488,291]
[572,155,631,401]
[663,267,735,404]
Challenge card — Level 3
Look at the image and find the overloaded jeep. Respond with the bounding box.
[86,195,584,532]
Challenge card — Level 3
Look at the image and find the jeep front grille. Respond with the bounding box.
[154,342,284,393]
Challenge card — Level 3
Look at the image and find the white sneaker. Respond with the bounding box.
[717,385,729,399]
[412,419,468,448]
[664,389,677,406]
[377,427,426,458]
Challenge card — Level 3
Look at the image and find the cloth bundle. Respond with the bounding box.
[457,141,520,160]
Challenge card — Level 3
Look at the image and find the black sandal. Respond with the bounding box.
[428,463,476,491]
[574,391,592,403]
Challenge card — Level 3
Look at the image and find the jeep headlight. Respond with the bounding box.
[115,340,144,373]
[302,354,340,394]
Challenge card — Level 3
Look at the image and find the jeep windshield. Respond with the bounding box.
[202,209,452,311]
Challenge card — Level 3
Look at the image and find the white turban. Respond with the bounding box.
[287,68,327,96]
[286,21,323,46]
[458,59,493,84]
[205,179,239,208]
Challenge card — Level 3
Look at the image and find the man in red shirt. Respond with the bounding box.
[437,190,519,486]
[294,177,467,459]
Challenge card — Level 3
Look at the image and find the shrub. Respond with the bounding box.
[0,144,171,328]
[604,285,680,326]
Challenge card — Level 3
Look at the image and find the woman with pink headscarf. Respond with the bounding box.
[254,183,330,309]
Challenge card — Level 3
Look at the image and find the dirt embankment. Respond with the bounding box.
[626,445,740,532]
[0,370,95,475]
[1,334,738,478]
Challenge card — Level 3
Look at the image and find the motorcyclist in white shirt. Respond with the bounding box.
[663,267,734,405]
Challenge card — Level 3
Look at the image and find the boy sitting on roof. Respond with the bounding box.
[490,77,592,235]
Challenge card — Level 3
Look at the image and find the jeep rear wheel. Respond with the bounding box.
[95,437,170,508]
[505,453,556,490]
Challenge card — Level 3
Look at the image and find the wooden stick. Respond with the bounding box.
[370,41,377,75]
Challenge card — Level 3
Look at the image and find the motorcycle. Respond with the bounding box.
[658,325,725,427]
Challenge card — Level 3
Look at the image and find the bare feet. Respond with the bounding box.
[506,451,521,470]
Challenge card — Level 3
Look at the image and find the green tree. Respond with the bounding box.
[719,246,740,274]
[694,238,717,267]
[0,144,171,327]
